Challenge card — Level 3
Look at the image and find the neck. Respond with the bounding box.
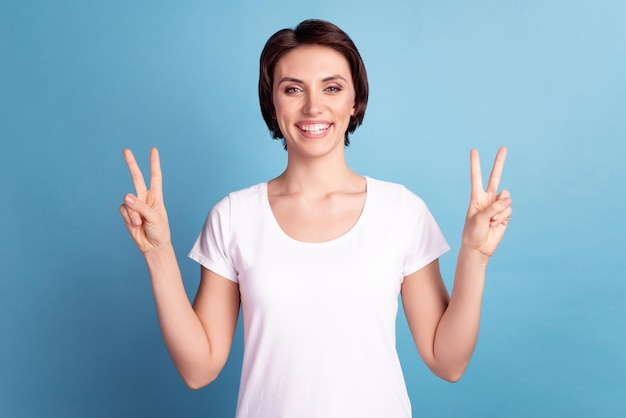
[274,151,360,195]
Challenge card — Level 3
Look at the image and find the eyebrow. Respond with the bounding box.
[277,75,348,85]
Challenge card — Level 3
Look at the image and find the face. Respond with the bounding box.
[272,45,356,157]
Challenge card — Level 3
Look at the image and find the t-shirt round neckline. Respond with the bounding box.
[261,176,371,248]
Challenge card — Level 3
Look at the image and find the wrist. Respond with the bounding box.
[458,245,490,267]
[144,241,176,265]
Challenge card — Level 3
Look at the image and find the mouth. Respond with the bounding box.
[296,123,331,135]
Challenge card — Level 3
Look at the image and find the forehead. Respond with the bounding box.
[274,45,351,79]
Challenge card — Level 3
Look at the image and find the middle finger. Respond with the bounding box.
[486,147,507,195]
[123,148,148,195]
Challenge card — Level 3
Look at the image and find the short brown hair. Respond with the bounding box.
[258,19,369,147]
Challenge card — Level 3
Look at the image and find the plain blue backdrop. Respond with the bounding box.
[1,0,625,417]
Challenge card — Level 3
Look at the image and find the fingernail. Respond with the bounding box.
[125,195,135,205]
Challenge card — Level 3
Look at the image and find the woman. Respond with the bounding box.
[120,19,512,418]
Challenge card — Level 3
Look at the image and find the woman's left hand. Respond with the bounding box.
[462,147,512,259]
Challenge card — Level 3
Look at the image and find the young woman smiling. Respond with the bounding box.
[120,19,512,418]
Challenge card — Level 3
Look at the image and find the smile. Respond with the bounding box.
[297,123,331,135]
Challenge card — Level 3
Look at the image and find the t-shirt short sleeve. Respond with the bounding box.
[188,195,239,283]
[401,187,450,277]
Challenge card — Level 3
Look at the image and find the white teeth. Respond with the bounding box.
[299,124,330,134]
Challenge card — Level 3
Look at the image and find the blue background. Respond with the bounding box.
[1,0,625,416]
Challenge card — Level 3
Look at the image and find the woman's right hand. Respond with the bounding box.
[119,147,171,255]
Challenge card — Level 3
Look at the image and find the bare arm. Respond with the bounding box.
[119,148,240,389]
[402,147,512,382]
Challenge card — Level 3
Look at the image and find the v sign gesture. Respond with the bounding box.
[119,147,171,254]
[400,149,512,381]
[462,147,512,259]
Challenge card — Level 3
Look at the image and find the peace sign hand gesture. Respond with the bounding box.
[462,147,512,260]
[119,148,171,255]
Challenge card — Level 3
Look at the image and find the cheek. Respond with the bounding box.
[273,103,286,122]
[272,94,289,118]
[345,93,357,116]
[272,103,292,134]
[343,99,356,117]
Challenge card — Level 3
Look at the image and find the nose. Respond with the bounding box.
[303,90,322,115]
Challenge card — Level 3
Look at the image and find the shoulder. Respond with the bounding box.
[210,182,266,211]
[201,182,268,240]
[203,183,266,230]
[227,182,265,202]
[366,177,427,210]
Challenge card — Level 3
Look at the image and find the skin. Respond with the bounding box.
[267,46,366,242]
[120,148,240,389]
[120,45,512,388]
[402,147,511,381]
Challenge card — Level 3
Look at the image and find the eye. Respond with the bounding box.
[325,85,342,93]
[285,86,302,94]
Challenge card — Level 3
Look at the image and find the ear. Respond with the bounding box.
[351,103,356,116]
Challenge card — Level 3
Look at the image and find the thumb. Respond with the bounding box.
[479,194,512,224]
[124,194,158,226]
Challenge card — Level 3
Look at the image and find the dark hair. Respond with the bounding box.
[258,19,369,147]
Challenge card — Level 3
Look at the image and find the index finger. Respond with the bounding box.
[123,148,147,195]
[486,147,507,195]
[149,147,162,192]
[470,148,484,195]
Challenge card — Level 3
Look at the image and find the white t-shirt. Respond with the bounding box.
[189,177,450,418]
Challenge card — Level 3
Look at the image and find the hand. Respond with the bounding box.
[119,147,171,254]
[462,147,512,259]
